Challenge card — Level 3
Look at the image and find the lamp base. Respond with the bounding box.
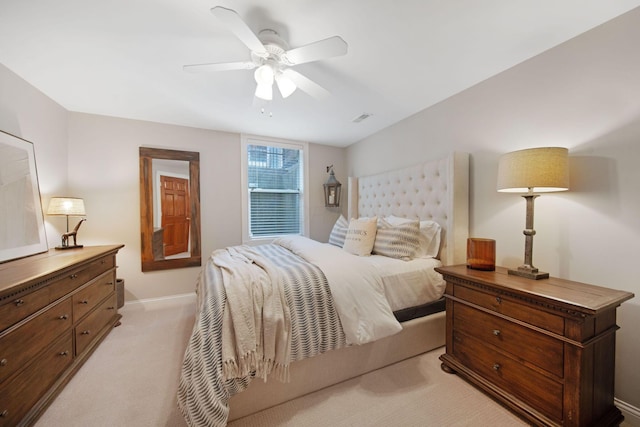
[54,245,84,250]
[508,266,549,280]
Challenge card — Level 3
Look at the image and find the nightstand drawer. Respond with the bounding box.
[455,284,564,335]
[72,270,116,321]
[0,298,72,384]
[0,333,73,427]
[453,330,563,423]
[75,293,117,355]
[453,303,563,377]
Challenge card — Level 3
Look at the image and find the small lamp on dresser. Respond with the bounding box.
[497,147,569,279]
[47,196,87,249]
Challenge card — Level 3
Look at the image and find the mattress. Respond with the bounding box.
[362,254,446,312]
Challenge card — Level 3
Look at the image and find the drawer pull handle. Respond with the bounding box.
[493,363,501,371]
[59,351,69,357]
[58,314,69,320]
[70,273,78,279]
[0,359,7,367]
[81,330,91,335]
[1,409,8,418]
[101,260,106,264]
[15,299,25,307]
[107,281,114,285]
[107,306,115,310]
[495,296,502,304]
[80,300,89,304]
[492,329,501,336]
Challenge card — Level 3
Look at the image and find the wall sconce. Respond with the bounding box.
[323,165,342,207]
[47,197,87,249]
[497,147,569,279]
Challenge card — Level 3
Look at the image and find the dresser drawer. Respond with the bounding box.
[453,330,563,423]
[455,284,564,335]
[0,333,73,427]
[0,286,50,332]
[0,298,72,384]
[453,303,564,378]
[49,255,115,302]
[72,270,116,321]
[75,293,117,355]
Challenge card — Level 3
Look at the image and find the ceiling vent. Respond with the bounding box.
[352,113,372,123]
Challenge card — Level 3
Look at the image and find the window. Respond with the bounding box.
[241,135,309,243]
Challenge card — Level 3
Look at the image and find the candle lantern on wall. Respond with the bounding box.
[323,165,342,207]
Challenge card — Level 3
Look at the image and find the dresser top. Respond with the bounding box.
[436,265,634,315]
[0,245,124,298]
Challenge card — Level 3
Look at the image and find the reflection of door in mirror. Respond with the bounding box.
[160,175,189,257]
[139,147,201,272]
[152,159,190,259]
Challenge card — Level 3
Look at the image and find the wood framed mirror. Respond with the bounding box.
[139,147,201,272]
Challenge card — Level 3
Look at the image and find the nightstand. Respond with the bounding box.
[436,265,634,427]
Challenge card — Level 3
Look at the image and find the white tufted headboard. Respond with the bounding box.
[347,152,469,266]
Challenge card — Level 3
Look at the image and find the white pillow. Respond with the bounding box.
[343,217,378,256]
[385,215,442,258]
[373,219,421,260]
[328,215,349,247]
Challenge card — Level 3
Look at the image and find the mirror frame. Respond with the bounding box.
[139,147,201,272]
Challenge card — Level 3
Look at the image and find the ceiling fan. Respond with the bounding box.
[184,6,348,101]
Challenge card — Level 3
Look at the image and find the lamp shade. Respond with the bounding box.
[47,197,86,216]
[497,147,569,193]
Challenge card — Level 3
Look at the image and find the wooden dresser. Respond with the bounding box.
[436,265,634,427]
[0,245,124,426]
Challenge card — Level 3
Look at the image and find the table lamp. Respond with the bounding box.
[47,197,86,249]
[497,147,569,279]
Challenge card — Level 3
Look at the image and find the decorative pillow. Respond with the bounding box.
[385,215,442,258]
[417,220,441,258]
[373,219,421,260]
[343,217,378,256]
[328,215,349,247]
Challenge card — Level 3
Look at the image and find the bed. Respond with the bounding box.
[177,152,469,426]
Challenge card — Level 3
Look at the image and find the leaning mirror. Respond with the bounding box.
[139,147,201,272]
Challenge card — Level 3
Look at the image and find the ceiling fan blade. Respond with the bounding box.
[283,36,348,65]
[183,61,256,73]
[211,6,267,57]
[282,69,330,100]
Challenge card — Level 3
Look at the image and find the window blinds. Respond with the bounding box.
[247,144,302,237]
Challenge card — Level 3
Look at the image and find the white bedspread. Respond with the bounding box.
[274,236,402,345]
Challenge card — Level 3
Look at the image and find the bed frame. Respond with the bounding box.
[228,152,469,421]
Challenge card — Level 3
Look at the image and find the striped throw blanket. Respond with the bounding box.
[177,243,347,427]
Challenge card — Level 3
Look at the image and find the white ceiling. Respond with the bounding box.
[1,1,639,147]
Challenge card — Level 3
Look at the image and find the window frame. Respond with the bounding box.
[241,134,309,244]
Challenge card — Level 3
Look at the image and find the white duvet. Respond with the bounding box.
[274,235,402,345]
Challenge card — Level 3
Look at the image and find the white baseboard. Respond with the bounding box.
[617,398,640,426]
[121,292,196,312]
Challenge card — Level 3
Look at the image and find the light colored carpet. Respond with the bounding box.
[36,294,530,427]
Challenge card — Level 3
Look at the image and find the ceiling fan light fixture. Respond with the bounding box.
[275,73,296,98]
[255,83,273,100]
[254,64,274,86]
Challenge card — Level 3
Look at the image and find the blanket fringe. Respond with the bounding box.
[222,353,290,383]
[222,351,259,381]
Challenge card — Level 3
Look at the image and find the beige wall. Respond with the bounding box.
[0,64,69,245]
[0,64,346,303]
[65,113,346,301]
[347,8,640,411]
